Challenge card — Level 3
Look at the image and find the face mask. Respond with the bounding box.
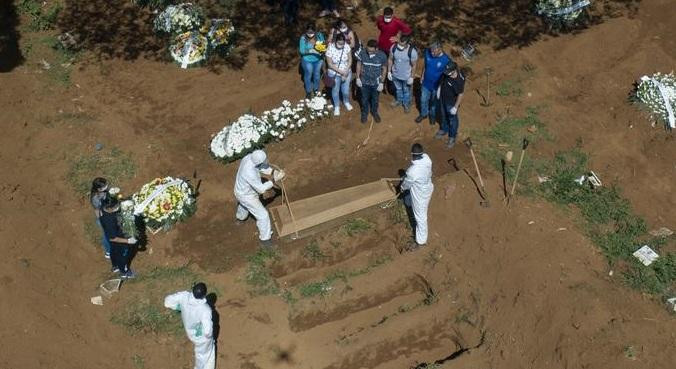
[397,44,405,50]
[369,53,375,58]
[384,16,392,23]
[100,185,109,192]
[306,33,315,39]
[336,44,344,49]
[340,27,348,33]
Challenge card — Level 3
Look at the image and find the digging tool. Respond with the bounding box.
[463,137,487,194]
[356,116,375,151]
[270,164,299,239]
[506,138,529,203]
[480,67,493,107]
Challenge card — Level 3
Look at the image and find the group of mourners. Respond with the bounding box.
[298,6,466,148]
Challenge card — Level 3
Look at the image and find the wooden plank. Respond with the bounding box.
[271,180,396,238]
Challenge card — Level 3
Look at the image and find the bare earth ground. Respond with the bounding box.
[1,0,675,368]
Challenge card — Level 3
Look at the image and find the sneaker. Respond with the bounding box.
[259,239,276,248]
[414,115,426,123]
[360,116,368,124]
[390,100,401,108]
[403,105,411,114]
[447,137,456,149]
[406,240,425,252]
[332,10,340,17]
[373,114,382,123]
[104,253,110,259]
[121,270,136,279]
[434,130,447,139]
[111,267,120,273]
[334,107,340,116]
[305,92,312,99]
[344,102,353,111]
[319,10,330,17]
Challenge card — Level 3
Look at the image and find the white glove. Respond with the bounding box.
[377,83,384,92]
[450,107,458,115]
[407,77,414,85]
[127,237,137,244]
[387,72,393,81]
[273,169,286,182]
[356,78,362,88]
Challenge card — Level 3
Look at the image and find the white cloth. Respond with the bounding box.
[234,152,274,240]
[164,291,215,369]
[400,153,434,245]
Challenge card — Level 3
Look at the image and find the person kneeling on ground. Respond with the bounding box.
[400,143,434,250]
[165,282,215,369]
[99,196,137,278]
[436,61,465,148]
[234,149,285,247]
[356,39,387,124]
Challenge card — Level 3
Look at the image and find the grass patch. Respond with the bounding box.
[83,217,101,248]
[496,78,523,97]
[132,354,145,369]
[302,239,327,261]
[388,200,409,225]
[19,0,62,31]
[244,247,280,296]
[340,218,373,236]
[111,299,184,335]
[67,147,136,195]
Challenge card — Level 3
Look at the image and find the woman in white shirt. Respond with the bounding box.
[325,34,353,116]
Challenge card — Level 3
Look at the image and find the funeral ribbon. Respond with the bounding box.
[134,179,185,215]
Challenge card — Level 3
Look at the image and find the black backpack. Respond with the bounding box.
[390,43,417,62]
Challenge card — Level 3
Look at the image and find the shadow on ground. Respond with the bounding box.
[0,0,23,72]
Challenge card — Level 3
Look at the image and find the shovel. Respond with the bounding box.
[505,138,529,204]
[356,116,375,151]
[463,138,489,207]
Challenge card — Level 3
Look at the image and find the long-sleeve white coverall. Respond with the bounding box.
[400,153,434,245]
[164,291,215,369]
[234,152,274,241]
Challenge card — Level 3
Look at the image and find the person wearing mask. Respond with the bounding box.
[89,177,111,260]
[299,23,326,98]
[400,143,434,250]
[415,41,451,125]
[328,19,357,50]
[376,7,411,55]
[234,149,285,247]
[165,283,215,369]
[436,62,465,148]
[99,196,137,278]
[355,39,387,124]
[319,0,340,18]
[387,34,418,113]
[325,33,353,116]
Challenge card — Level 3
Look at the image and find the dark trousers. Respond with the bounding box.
[360,85,380,119]
[110,244,130,272]
[282,0,299,24]
[320,0,336,11]
[439,103,460,138]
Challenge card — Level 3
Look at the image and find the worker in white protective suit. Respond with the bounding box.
[400,143,434,250]
[164,283,215,369]
[234,149,285,247]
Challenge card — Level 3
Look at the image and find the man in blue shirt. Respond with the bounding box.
[356,39,388,124]
[415,41,450,125]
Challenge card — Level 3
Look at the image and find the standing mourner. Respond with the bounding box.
[376,6,411,54]
[282,0,299,25]
[234,149,285,247]
[328,19,357,50]
[319,0,340,18]
[99,196,137,278]
[436,62,465,148]
[387,34,418,113]
[90,177,111,260]
[415,41,450,124]
[325,33,353,116]
[355,39,387,124]
[400,143,434,249]
[299,23,326,98]
[165,283,215,369]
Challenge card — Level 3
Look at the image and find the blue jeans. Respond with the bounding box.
[360,85,380,119]
[440,104,460,138]
[331,71,351,107]
[301,59,322,94]
[419,85,437,121]
[392,78,411,107]
[96,218,111,255]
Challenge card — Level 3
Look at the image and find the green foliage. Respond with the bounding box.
[132,354,145,369]
[244,248,280,295]
[496,78,523,97]
[296,256,392,299]
[19,0,62,31]
[111,299,184,335]
[388,201,409,225]
[67,147,137,195]
[82,217,101,248]
[340,218,373,236]
[302,240,327,261]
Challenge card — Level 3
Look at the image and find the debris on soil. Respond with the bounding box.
[505,151,513,162]
[649,227,673,238]
[537,175,550,183]
[39,59,51,70]
[667,298,676,312]
[527,124,538,133]
[90,296,103,305]
[444,183,456,199]
[632,245,659,266]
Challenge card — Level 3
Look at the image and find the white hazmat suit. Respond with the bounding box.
[164,291,215,369]
[234,150,274,241]
[400,153,434,245]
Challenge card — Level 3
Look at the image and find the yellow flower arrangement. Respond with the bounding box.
[314,40,327,53]
[132,177,196,231]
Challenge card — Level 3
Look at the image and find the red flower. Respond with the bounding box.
[162,202,172,210]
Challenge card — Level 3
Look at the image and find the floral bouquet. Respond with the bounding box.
[132,177,197,232]
[206,18,236,51]
[153,3,205,35]
[261,96,331,140]
[633,72,676,129]
[314,40,327,53]
[169,31,209,68]
[132,0,173,9]
[210,114,271,162]
[120,200,138,238]
[535,0,590,25]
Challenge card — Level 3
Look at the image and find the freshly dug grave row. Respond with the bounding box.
[289,275,424,332]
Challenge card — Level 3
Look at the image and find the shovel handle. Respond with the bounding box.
[522,138,529,150]
[463,137,473,148]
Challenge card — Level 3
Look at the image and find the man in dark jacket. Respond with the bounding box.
[436,62,465,148]
[100,196,138,278]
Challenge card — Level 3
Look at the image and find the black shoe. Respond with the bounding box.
[373,114,381,123]
[259,239,276,248]
[403,105,411,114]
[360,116,368,124]
[305,92,312,99]
[405,240,424,252]
[414,115,426,123]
